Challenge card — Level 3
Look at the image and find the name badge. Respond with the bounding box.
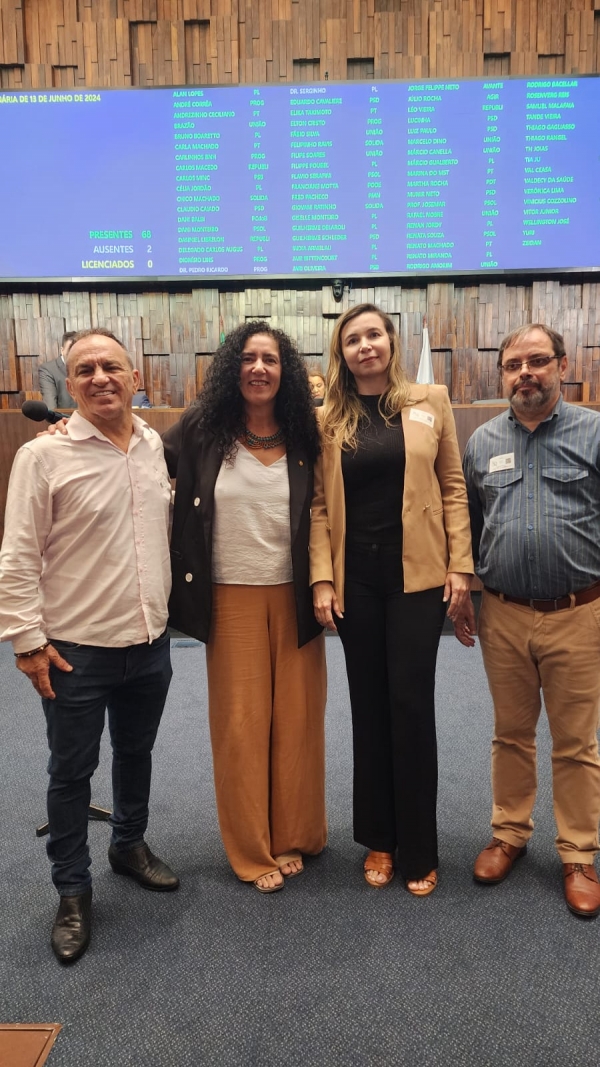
[409,408,435,428]
[489,452,515,473]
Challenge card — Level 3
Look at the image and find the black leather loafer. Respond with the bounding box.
[50,888,92,964]
[108,842,179,891]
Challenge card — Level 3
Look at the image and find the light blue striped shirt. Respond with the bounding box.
[462,396,600,598]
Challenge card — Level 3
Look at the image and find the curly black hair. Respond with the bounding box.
[196,320,321,464]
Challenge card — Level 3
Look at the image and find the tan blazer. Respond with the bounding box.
[309,383,474,611]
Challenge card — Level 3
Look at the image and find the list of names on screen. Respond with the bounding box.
[0,76,598,280]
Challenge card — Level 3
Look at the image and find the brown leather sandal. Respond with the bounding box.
[406,870,437,897]
[364,850,394,889]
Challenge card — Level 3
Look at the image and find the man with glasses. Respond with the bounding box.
[460,323,600,918]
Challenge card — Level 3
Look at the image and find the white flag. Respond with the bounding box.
[416,323,435,385]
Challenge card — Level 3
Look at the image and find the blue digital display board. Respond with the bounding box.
[0,76,598,281]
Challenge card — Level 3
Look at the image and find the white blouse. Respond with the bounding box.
[212,445,293,585]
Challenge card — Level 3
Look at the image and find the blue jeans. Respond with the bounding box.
[42,631,172,896]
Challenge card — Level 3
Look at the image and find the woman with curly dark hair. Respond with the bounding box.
[163,321,326,892]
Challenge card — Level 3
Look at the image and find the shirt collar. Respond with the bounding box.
[66,409,149,443]
[508,392,563,429]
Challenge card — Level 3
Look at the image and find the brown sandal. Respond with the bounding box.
[364,851,394,889]
[406,870,437,897]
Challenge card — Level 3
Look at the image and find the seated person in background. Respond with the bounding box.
[38,331,77,410]
[307,366,326,406]
[132,389,152,408]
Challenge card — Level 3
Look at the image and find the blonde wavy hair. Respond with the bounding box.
[322,303,412,450]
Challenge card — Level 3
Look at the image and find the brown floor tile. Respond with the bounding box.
[0,1024,61,1067]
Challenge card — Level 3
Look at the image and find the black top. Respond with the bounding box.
[341,393,406,544]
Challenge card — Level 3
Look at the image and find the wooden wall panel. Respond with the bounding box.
[0,318,17,396]
[483,0,512,56]
[144,352,172,403]
[130,19,186,84]
[292,0,321,62]
[3,280,600,407]
[564,8,596,71]
[320,17,348,79]
[2,1,599,87]
[0,1,25,66]
[2,0,600,410]
[185,18,213,81]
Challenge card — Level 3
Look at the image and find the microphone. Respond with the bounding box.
[21,401,70,425]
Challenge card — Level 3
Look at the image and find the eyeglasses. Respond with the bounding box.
[499,355,560,375]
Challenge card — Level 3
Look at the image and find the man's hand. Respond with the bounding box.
[35,417,69,438]
[452,602,477,648]
[443,571,471,622]
[16,644,73,698]
[313,580,343,632]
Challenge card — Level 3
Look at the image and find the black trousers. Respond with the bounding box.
[336,542,446,881]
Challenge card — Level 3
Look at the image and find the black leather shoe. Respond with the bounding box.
[108,842,179,891]
[50,888,92,964]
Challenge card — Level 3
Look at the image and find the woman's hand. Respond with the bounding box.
[36,418,69,438]
[312,581,343,632]
[443,571,471,621]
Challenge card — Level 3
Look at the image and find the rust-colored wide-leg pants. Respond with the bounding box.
[206,582,327,882]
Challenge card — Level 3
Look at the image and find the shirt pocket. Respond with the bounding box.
[482,468,523,526]
[541,466,589,517]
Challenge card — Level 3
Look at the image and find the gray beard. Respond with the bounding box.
[510,382,551,418]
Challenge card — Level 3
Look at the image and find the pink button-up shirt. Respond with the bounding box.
[0,411,172,653]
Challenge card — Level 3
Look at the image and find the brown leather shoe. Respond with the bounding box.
[364,851,394,889]
[473,838,527,884]
[563,863,600,918]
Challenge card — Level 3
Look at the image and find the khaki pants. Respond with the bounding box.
[478,590,600,863]
[206,582,327,881]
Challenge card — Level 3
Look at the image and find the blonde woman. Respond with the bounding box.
[310,304,474,896]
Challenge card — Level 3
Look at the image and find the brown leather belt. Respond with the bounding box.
[484,580,600,613]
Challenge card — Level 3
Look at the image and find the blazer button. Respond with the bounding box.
[298,460,304,466]
[185,573,193,583]
[194,497,200,506]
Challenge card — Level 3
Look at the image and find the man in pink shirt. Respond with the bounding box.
[0,328,178,965]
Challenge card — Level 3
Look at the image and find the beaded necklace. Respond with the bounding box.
[244,426,285,450]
